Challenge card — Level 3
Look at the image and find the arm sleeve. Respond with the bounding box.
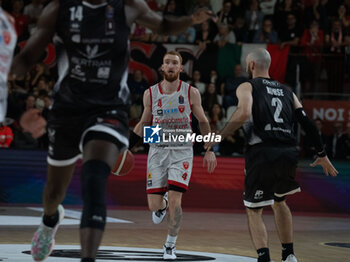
[295,108,326,157]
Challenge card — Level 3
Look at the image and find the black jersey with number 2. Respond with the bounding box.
[52,0,130,112]
[243,77,296,146]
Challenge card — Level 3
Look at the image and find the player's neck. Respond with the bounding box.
[161,79,180,94]
[253,71,270,79]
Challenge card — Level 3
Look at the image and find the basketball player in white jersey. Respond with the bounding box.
[0,6,16,125]
[130,51,217,260]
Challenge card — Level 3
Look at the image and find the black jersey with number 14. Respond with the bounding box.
[52,0,130,112]
[243,77,296,146]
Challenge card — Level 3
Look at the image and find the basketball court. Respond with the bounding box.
[0,206,349,262]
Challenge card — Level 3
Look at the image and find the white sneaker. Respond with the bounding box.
[31,205,65,261]
[282,254,298,262]
[152,192,168,224]
[163,245,176,260]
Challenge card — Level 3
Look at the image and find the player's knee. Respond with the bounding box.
[272,197,287,210]
[80,159,110,230]
[168,196,181,210]
[246,206,263,216]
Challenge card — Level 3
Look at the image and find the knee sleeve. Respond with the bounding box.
[80,159,110,230]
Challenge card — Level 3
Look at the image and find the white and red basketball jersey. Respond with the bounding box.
[0,8,17,123]
[149,80,192,148]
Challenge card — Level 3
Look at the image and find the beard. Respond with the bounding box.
[164,71,179,82]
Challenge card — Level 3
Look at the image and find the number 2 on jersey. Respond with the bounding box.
[271,97,283,123]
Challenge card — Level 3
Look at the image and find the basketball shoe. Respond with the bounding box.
[282,254,298,262]
[163,244,176,260]
[31,204,65,261]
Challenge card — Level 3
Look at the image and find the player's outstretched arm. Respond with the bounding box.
[204,82,252,151]
[10,0,59,77]
[191,87,217,173]
[293,93,338,177]
[125,0,214,35]
[130,89,153,150]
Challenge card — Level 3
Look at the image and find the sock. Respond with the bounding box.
[81,258,94,262]
[257,248,270,262]
[282,243,294,260]
[165,235,177,247]
[43,210,59,228]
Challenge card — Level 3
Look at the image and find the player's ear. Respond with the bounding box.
[180,65,184,72]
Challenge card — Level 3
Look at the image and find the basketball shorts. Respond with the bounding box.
[243,144,300,208]
[146,146,193,194]
[47,107,129,167]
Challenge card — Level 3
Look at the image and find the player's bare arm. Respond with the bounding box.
[10,0,59,77]
[292,93,338,177]
[218,82,253,141]
[125,0,214,35]
[191,87,217,173]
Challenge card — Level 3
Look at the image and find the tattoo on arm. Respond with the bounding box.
[168,206,182,236]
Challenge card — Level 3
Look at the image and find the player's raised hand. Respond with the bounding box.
[310,155,338,177]
[20,109,47,139]
[203,150,217,173]
[191,8,217,24]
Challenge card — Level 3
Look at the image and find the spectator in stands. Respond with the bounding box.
[209,103,225,131]
[245,0,264,42]
[23,0,43,34]
[325,19,345,93]
[279,12,302,49]
[280,12,303,87]
[220,64,247,109]
[326,122,345,159]
[336,4,350,29]
[202,82,222,113]
[274,0,301,31]
[163,0,185,16]
[209,103,225,155]
[12,124,38,149]
[232,16,247,44]
[127,69,148,105]
[300,20,324,92]
[216,1,234,29]
[191,0,212,13]
[230,0,246,22]
[11,0,29,40]
[0,122,14,148]
[195,20,216,51]
[303,118,327,157]
[130,23,152,42]
[304,0,328,31]
[252,18,278,43]
[169,26,196,43]
[189,70,206,94]
[213,23,236,48]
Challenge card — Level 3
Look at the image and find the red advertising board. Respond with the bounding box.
[302,99,350,135]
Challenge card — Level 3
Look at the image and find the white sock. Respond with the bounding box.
[165,235,177,247]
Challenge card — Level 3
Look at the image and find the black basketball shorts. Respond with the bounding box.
[46,107,129,167]
[243,144,300,208]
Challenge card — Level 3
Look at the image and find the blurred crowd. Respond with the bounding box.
[1,0,350,159]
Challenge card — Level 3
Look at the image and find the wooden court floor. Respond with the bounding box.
[0,207,349,262]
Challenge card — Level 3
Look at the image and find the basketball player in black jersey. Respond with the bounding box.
[205,48,337,262]
[10,1,214,261]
